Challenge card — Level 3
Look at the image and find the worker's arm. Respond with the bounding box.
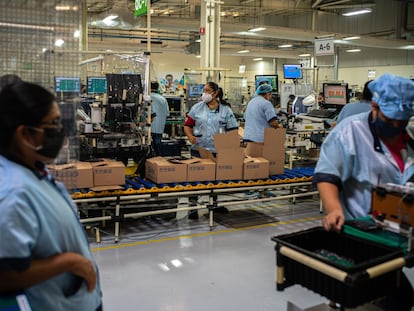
[317,182,345,233]
[268,118,283,129]
[184,125,197,145]
[0,252,97,295]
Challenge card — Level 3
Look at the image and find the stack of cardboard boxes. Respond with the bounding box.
[145,128,286,184]
[48,159,126,190]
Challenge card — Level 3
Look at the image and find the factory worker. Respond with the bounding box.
[314,73,414,310]
[243,83,283,143]
[184,81,238,156]
[0,82,102,310]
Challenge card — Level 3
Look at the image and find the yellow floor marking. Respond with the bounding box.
[91,215,323,252]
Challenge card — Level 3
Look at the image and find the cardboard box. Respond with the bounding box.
[48,162,93,189]
[145,156,187,184]
[245,128,286,176]
[187,157,216,182]
[243,156,269,180]
[92,160,125,187]
[199,131,244,181]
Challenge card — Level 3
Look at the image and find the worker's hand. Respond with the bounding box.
[188,135,197,145]
[65,252,97,292]
[322,209,345,233]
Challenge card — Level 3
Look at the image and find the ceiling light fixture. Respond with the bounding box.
[299,53,311,57]
[252,57,263,61]
[278,44,292,48]
[237,49,250,54]
[343,36,360,40]
[248,27,266,32]
[54,38,64,47]
[73,30,80,38]
[342,8,372,17]
[346,49,361,53]
[102,15,119,26]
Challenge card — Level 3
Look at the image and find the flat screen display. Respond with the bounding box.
[54,77,81,93]
[87,77,107,94]
[188,84,204,97]
[283,64,302,79]
[254,75,278,93]
[165,97,182,115]
[323,83,349,106]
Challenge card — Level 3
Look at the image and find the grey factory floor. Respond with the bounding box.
[87,193,414,311]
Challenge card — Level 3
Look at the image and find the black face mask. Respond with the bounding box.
[28,127,66,158]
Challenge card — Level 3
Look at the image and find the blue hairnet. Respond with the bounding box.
[368,73,414,120]
[256,83,273,94]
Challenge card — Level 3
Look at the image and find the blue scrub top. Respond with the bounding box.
[0,156,102,311]
[187,101,238,153]
[314,111,414,219]
[150,92,170,134]
[243,95,277,142]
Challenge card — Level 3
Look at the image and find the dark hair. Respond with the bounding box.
[205,82,231,107]
[0,74,22,91]
[0,82,55,149]
[362,80,373,101]
[151,81,159,91]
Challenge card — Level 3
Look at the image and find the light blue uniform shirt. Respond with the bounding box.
[150,92,170,134]
[314,111,414,219]
[336,101,371,123]
[0,156,101,311]
[187,101,238,153]
[243,95,277,142]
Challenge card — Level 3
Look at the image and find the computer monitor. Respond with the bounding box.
[282,64,303,79]
[323,82,349,108]
[188,84,204,97]
[54,77,81,93]
[165,97,182,116]
[254,75,278,93]
[87,77,107,94]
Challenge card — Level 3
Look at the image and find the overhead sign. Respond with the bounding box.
[314,38,334,56]
[135,0,147,17]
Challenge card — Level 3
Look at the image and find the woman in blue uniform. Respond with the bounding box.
[0,81,102,310]
[314,73,414,310]
[184,81,238,156]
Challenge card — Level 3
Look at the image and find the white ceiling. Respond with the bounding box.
[86,0,414,58]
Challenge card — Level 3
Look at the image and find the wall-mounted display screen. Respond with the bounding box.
[165,96,183,116]
[323,83,349,106]
[283,64,303,79]
[87,77,107,94]
[188,84,204,97]
[54,77,81,93]
[254,75,278,93]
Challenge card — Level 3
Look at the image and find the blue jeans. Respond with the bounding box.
[151,133,163,156]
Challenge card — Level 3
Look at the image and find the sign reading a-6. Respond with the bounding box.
[314,38,335,56]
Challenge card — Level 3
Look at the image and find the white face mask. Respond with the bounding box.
[201,92,213,103]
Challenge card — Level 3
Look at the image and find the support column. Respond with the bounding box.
[200,0,221,82]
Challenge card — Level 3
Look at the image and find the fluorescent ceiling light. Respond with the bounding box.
[342,8,372,16]
[54,38,64,47]
[237,49,250,53]
[73,30,80,38]
[195,39,201,43]
[278,44,292,48]
[103,15,118,26]
[299,53,311,57]
[248,27,266,32]
[252,57,263,61]
[343,36,360,40]
[55,5,78,11]
[196,55,201,58]
[402,45,414,50]
[346,49,361,53]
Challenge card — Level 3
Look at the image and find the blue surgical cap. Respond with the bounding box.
[256,83,273,94]
[368,73,414,120]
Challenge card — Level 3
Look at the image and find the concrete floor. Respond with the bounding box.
[87,195,413,311]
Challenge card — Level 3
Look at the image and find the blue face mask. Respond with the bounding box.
[371,117,407,138]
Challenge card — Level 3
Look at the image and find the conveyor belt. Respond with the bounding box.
[70,168,314,199]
